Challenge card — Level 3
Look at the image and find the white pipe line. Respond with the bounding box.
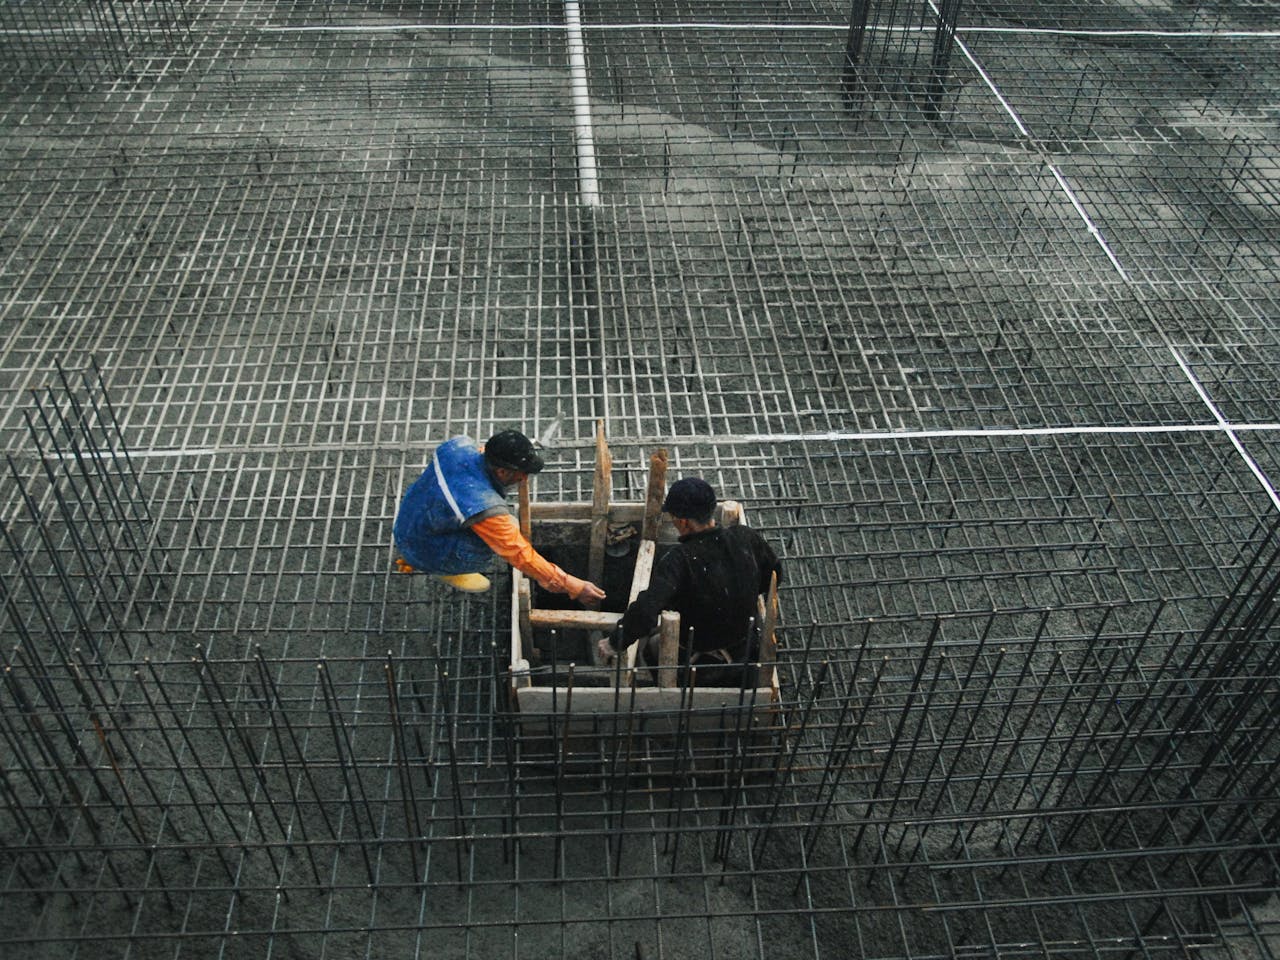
[945,29,1032,138]
[250,23,1280,39]
[959,26,1280,39]
[1045,164,1130,281]
[253,22,847,33]
[1169,347,1280,512]
[36,420,1280,461]
[927,0,1280,519]
[13,19,1280,40]
[563,0,601,208]
[0,26,168,36]
[18,10,1275,517]
[943,26,1130,280]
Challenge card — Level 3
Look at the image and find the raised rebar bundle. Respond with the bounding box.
[2,1,1279,958]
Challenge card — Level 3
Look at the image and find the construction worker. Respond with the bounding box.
[598,477,781,686]
[394,430,606,602]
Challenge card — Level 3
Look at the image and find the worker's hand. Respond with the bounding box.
[393,558,416,574]
[564,575,606,604]
[596,636,616,664]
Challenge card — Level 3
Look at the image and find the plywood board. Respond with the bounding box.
[528,608,623,630]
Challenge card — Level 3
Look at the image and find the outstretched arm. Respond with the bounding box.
[471,513,606,602]
[608,554,682,653]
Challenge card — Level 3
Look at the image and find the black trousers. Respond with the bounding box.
[641,634,760,689]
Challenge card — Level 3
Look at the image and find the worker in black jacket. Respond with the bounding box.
[598,477,782,687]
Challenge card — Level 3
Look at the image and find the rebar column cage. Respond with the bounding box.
[843,0,966,119]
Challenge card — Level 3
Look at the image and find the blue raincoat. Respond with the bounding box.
[393,437,508,574]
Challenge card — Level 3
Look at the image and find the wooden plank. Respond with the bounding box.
[516,684,774,717]
[519,576,533,654]
[529,501,612,521]
[586,420,611,607]
[623,632,639,676]
[529,500,737,526]
[641,448,668,541]
[528,608,622,630]
[657,610,680,689]
[510,570,521,671]
[518,476,531,540]
[528,502,663,526]
[509,572,532,690]
[617,538,659,680]
[628,539,656,605]
[758,571,778,666]
[720,499,743,527]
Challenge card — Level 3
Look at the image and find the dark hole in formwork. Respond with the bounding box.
[506,532,780,788]
[528,536,647,675]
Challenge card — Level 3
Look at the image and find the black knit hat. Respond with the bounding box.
[484,430,544,473]
[662,477,716,520]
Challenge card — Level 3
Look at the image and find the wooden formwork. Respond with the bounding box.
[507,423,780,737]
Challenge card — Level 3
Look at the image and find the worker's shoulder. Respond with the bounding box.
[433,435,483,467]
[437,434,478,453]
[722,523,780,564]
[657,538,695,562]
[652,537,699,575]
[722,522,769,545]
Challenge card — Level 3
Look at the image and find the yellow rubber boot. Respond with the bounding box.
[436,573,491,593]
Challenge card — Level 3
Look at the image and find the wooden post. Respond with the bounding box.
[720,499,742,527]
[530,609,623,630]
[510,572,533,691]
[518,476,532,541]
[587,420,611,608]
[518,576,533,657]
[628,540,656,605]
[657,611,680,689]
[758,571,779,666]
[642,448,668,541]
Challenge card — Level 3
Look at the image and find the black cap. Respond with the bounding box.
[484,430,544,474]
[662,477,716,521]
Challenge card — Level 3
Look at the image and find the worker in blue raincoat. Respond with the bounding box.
[394,430,605,603]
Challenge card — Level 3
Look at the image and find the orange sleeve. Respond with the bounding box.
[471,513,569,593]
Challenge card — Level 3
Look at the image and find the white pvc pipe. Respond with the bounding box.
[563,0,601,207]
[1170,346,1280,512]
[57,418,1280,462]
[254,24,1280,41]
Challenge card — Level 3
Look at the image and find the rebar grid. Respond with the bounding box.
[2,582,1279,958]
[2,1,1280,958]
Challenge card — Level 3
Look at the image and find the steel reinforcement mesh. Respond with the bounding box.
[1,1,1278,959]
